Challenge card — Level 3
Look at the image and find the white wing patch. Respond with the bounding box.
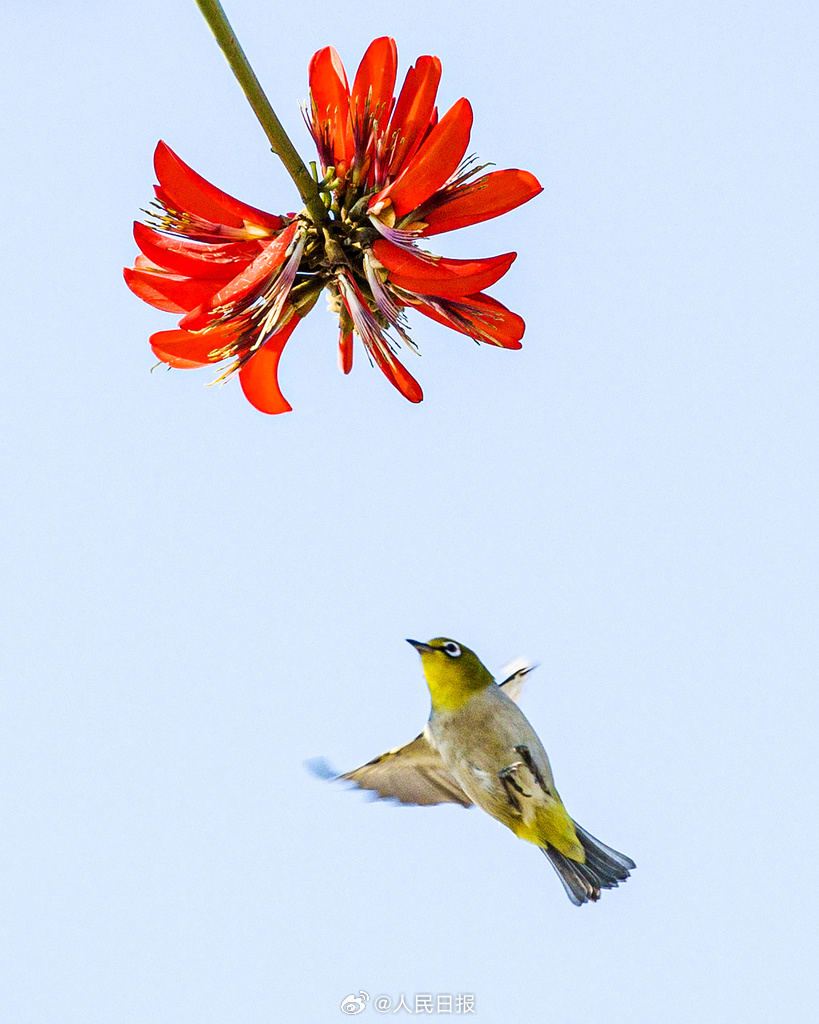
[497,658,537,703]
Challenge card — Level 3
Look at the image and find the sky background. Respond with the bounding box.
[2,1,817,1021]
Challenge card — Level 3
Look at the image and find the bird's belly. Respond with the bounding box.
[435,739,521,821]
[431,719,562,838]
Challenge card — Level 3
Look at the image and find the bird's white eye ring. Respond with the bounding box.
[442,642,462,658]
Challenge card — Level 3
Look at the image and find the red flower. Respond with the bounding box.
[125,38,541,413]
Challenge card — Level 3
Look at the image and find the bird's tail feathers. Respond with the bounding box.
[543,821,635,906]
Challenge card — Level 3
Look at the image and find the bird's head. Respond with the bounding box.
[407,637,494,711]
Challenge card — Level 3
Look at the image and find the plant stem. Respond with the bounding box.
[194,0,327,226]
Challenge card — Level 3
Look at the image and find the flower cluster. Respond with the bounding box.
[125,37,541,413]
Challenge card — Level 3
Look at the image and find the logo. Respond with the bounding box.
[340,991,370,1015]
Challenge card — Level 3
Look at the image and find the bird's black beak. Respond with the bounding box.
[406,638,435,654]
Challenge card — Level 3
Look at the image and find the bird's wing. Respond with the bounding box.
[497,658,537,703]
[334,730,473,808]
[308,660,534,809]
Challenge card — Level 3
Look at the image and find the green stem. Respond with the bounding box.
[194,0,327,226]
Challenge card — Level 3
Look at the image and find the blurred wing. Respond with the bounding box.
[497,658,537,704]
[336,729,472,808]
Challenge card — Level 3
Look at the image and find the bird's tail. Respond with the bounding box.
[543,822,635,906]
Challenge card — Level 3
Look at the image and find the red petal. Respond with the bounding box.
[372,239,516,298]
[309,46,352,169]
[369,344,423,403]
[124,266,223,314]
[384,56,441,178]
[154,141,283,231]
[150,328,234,368]
[238,317,300,414]
[179,222,299,329]
[377,98,472,218]
[351,37,397,123]
[422,106,438,141]
[338,331,353,374]
[421,169,543,236]
[134,254,165,271]
[412,292,525,349]
[133,223,257,280]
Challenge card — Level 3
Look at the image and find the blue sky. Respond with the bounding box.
[2,1,817,1021]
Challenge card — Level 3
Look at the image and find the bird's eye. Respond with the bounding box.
[442,642,462,658]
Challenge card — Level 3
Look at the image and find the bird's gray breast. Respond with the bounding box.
[429,687,553,812]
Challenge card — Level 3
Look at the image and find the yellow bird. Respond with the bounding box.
[320,638,634,905]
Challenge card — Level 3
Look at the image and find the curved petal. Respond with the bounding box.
[351,37,397,124]
[335,272,422,402]
[375,98,472,218]
[179,223,299,329]
[238,317,300,414]
[411,292,525,349]
[372,240,516,298]
[338,331,353,374]
[152,186,266,242]
[154,141,283,231]
[384,55,441,178]
[421,169,543,236]
[133,223,257,279]
[368,343,424,403]
[309,45,352,169]
[150,328,234,368]
[134,254,165,271]
[124,266,223,314]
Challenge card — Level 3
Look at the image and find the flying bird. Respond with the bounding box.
[315,638,634,905]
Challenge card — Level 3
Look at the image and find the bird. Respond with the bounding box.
[315,637,635,905]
